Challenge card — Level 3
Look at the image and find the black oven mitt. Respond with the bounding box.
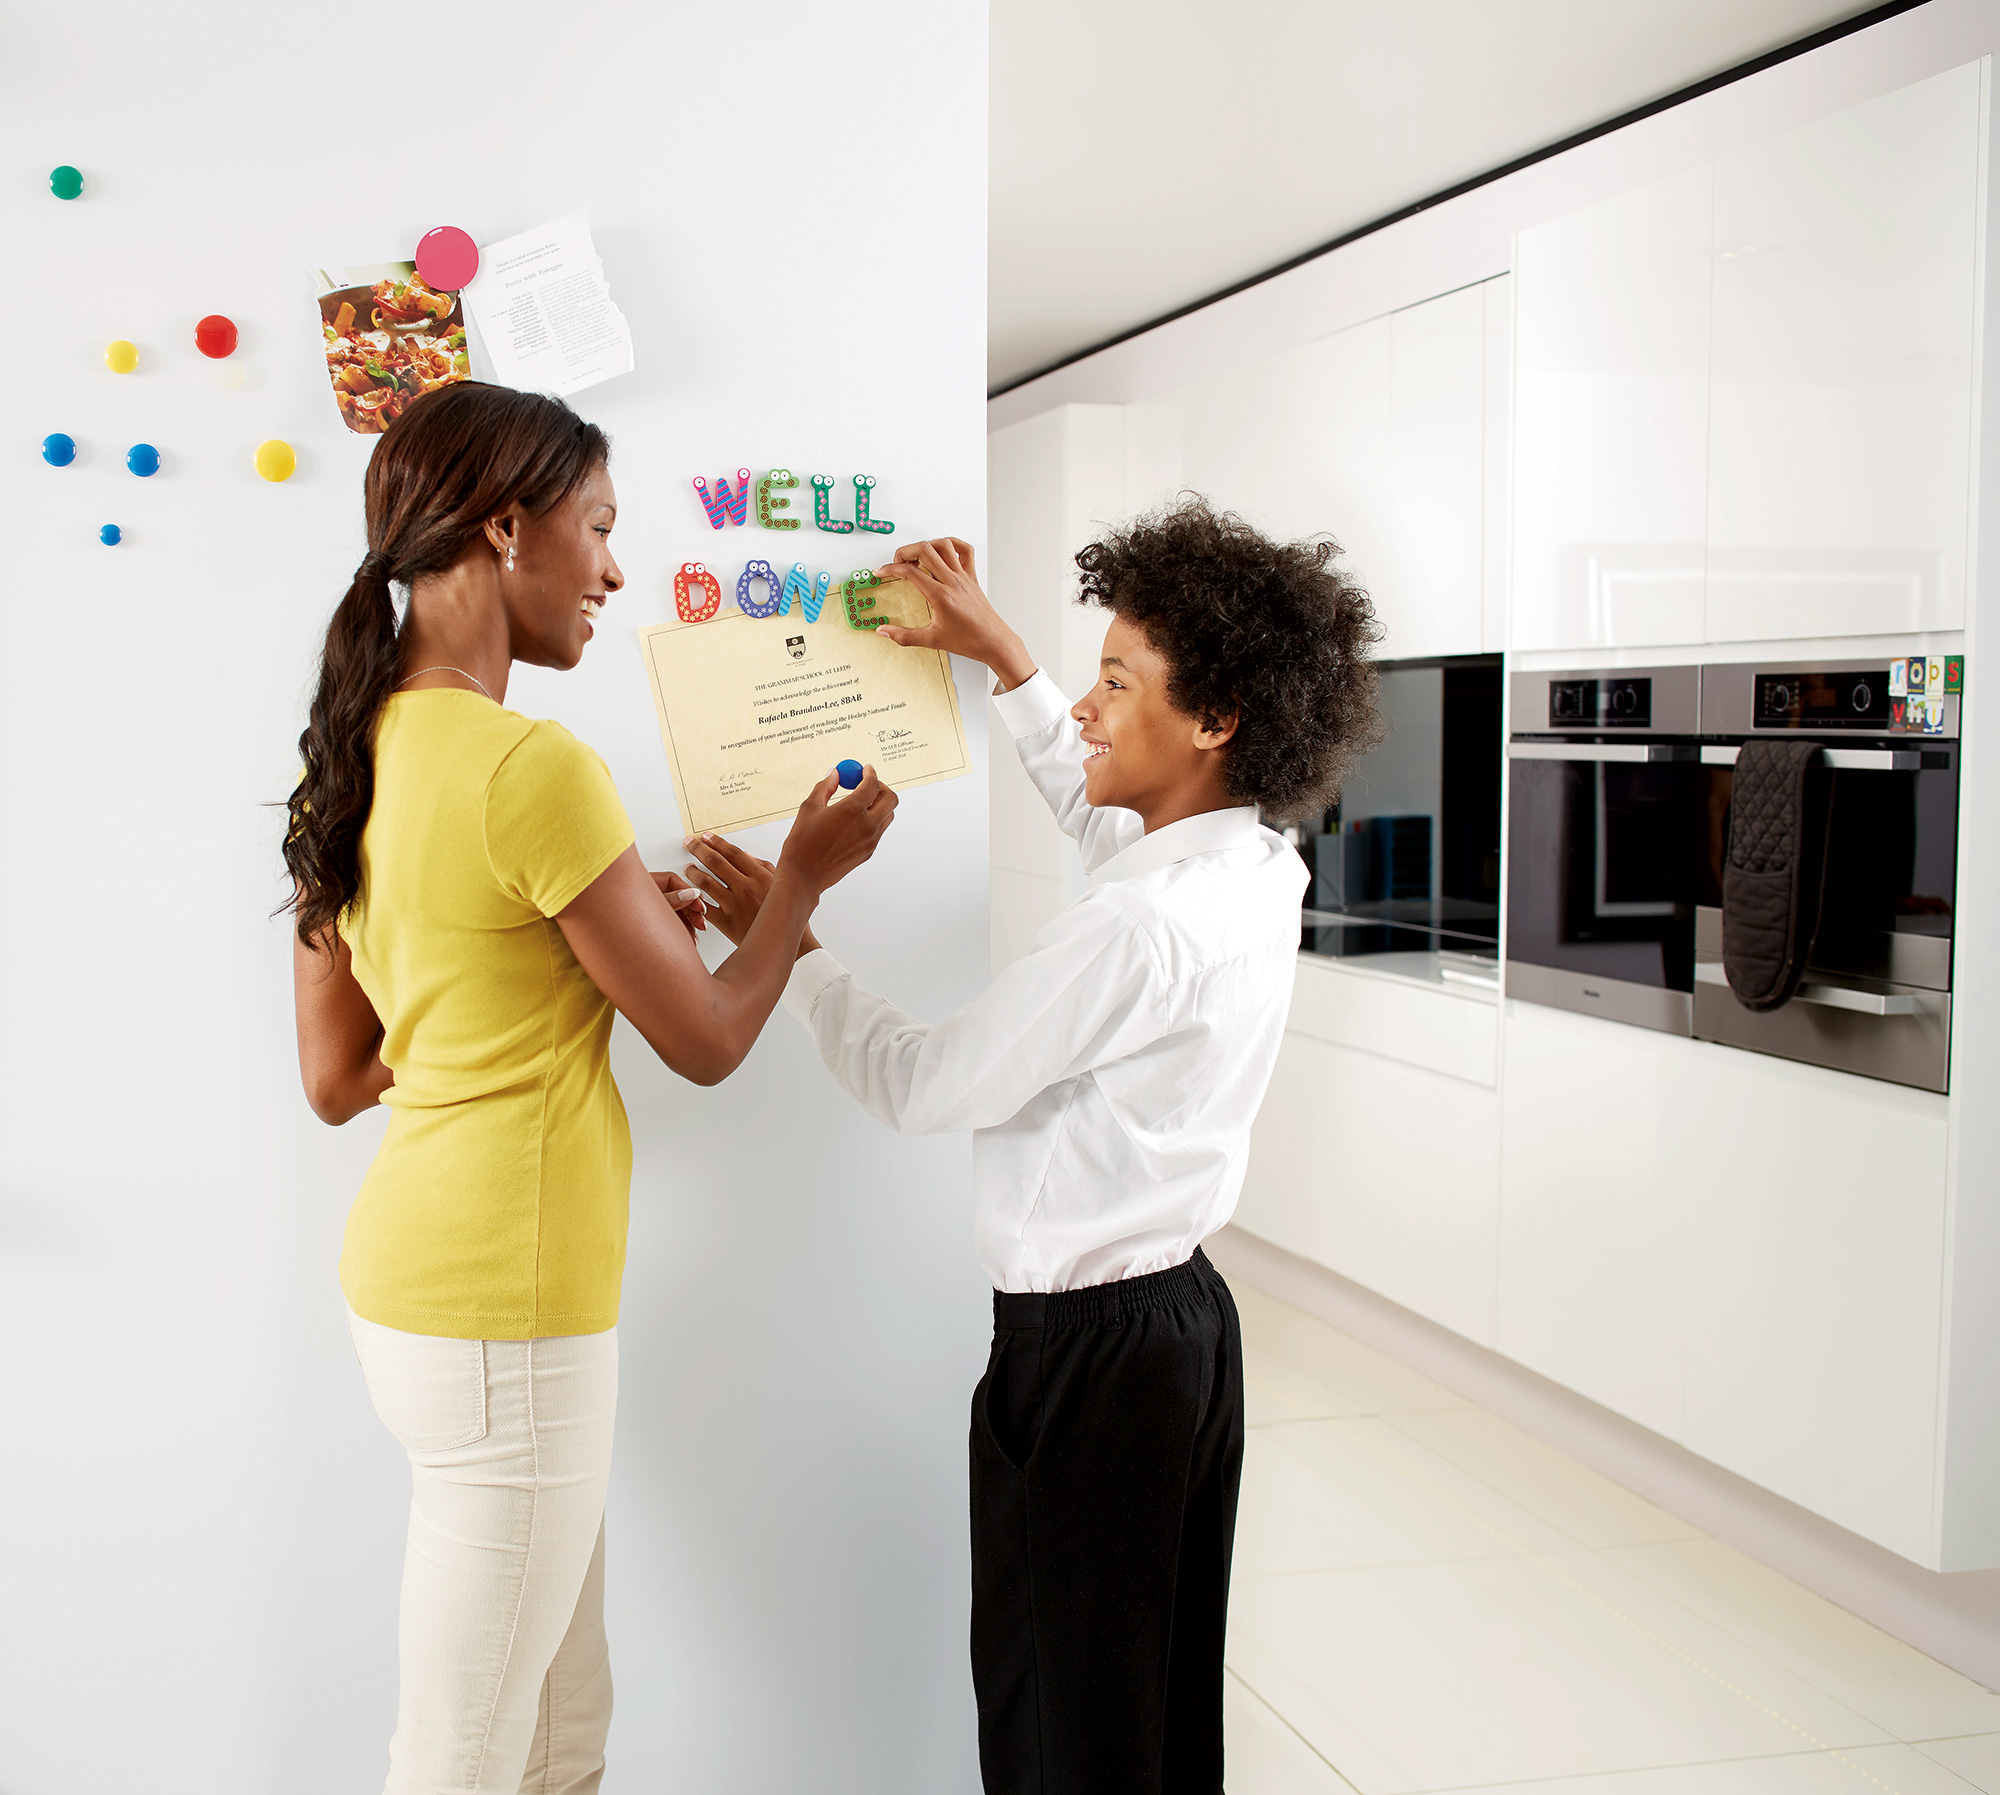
[1722,739,1831,1011]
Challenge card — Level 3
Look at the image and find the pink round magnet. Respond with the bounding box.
[415,226,479,292]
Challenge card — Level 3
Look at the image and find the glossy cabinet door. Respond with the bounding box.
[1704,63,1981,642]
[1237,962,1502,1348]
[1171,285,1488,659]
[1511,164,1713,651]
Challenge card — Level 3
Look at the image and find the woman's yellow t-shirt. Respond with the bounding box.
[337,690,636,1339]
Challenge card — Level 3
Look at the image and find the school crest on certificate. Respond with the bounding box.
[639,585,971,836]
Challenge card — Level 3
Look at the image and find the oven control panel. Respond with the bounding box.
[1548,677,1651,728]
[1703,657,1960,738]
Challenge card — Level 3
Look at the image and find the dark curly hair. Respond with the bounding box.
[1072,496,1384,820]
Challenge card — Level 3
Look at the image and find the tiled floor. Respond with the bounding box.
[1224,1280,2000,1795]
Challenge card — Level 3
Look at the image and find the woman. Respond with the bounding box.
[286,381,896,1795]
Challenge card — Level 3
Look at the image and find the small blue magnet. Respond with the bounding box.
[126,443,159,477]
[42,433,76,466]
[100,525,121,545]
[836,759,864,790]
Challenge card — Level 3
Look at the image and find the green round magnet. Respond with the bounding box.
[49,166,83,201]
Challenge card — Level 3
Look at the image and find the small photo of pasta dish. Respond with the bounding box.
[314,266,472,435]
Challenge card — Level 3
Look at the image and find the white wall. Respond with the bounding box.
[0,5,989,1793]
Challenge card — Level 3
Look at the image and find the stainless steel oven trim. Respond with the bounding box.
[1508,741,1698,763]
[1510,664,1702,738]
[1699,744,1926,770]
[1504,959,1692,1035]
[1699,657,1960,739]
[1692,962,1918,1014]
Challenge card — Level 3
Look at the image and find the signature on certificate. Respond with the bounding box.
[876,728,914,744]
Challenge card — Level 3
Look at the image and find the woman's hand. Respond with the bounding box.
[775,765,899,897]
[649,868,709,938]
[682,834,821,955]
[874,537,1039,693]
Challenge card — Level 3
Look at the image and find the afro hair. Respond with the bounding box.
[1072,496,1384,820]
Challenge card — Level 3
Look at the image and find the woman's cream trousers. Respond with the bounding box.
[349,1307,618,1795]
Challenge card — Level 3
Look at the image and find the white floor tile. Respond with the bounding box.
[1225,1670,1361,1794]
[1425,1743,1991,1795]
[1235,1284,1469,1421]
[1236,1418,1576,1576]
[1390,1405,1704,1549]
[1918,1734,2000,1793]
[1607,1540,2000,1744]
[1226,1551,1891,1795]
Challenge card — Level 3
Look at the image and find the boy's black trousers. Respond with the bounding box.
[969,1248,1244,1795]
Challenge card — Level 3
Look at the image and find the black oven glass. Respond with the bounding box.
[1753,670,1892,730]
[1507,757,1717,991]
[1296,656,1503,960]
[1508,748,1958,994]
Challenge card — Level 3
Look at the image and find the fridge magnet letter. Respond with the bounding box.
[693,470,751,530]
[675,562,724,624]
[779,563,830,623]
[758,469,801,529]
[811,475,854,533]
[851,475,894,536]
[737,560,783,619]
[842,570,886,630]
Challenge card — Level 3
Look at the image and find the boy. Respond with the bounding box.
[683,499,1381,1794]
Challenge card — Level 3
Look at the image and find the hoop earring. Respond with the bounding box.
[505,545,516,572]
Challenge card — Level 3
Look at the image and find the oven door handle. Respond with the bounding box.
[1699,745,1922,771]
[1694,962,1919,1015]
[1507,741,1683,763]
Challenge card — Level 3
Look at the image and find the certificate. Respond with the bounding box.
[639,583,971,835]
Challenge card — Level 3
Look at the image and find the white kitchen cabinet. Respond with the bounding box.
[1495,1000,1692,1440]
[1482,275,1513,653]
[1497,1000,1950,1563]
[1237,961,1502,1347]
[1676,1044,1947,1564]
[1705,63,1981,643]
[1511,164,1713,651]
[1171,284,1490,660]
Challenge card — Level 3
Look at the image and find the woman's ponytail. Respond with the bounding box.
[284,554,403,946]
[280,382,609,948]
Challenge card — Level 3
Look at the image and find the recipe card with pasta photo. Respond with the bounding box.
[310,260,471,434]
[639,580,971,837]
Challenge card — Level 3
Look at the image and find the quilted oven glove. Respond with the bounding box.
[1722,739,1832,1012]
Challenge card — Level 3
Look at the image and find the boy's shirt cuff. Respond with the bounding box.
[782,947,848,1023]
[990,668,1068,739]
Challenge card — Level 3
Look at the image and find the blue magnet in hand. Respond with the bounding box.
[100,525,121,545]
[42,433,76,466]
[126,443,159,476]
[836,759,864,790]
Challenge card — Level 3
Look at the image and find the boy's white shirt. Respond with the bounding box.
[781,669,1308,1293]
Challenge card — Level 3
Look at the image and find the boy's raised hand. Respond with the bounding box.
[876,537,1039,692]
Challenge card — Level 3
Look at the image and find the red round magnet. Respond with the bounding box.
[415,226,479,292]
[193,314,238,358]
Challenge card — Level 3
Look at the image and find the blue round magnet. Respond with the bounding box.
[836,759,864,790]
[100,525,121,545]
[42,433,76,466]
[126,443,159,477]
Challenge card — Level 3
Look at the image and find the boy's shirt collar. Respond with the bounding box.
[1087,806,1264,888]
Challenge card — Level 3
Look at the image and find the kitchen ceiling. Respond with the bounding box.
[990,0,1888,392]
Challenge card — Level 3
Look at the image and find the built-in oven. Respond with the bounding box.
[1691,658,1959,1092]
[1280,654,1503,978]
[1504,665,1713,1034]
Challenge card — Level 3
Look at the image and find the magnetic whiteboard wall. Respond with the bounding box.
[0,5,990,1792]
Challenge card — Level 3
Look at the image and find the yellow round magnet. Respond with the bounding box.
[254,439,296,483]
[104,339,139,374]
